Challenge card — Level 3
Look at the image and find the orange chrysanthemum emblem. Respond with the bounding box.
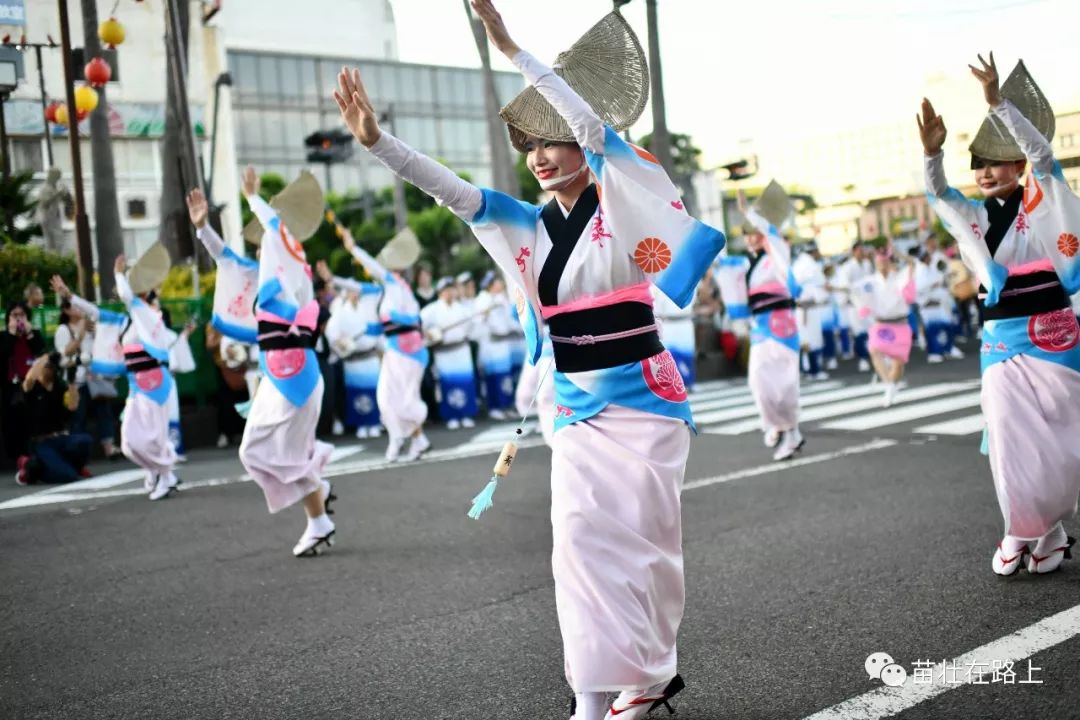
[634,237,672,274]
[1058,232,1079,258]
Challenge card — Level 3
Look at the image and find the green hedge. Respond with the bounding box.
[0,244,78,313]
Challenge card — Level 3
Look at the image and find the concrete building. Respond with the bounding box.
[1,0,521,264]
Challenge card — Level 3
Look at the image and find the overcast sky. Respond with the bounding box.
[390,0,1080,166]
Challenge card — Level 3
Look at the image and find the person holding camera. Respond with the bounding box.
[2,301,46,464]
[14,352,93,485]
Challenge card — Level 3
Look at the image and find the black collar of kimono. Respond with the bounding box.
[745,250,768,287]
[538,184,600,307]
[983,186,1023,258]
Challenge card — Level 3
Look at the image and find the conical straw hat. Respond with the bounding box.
[376,226,421,271]
[969,60,1055,163]
[242,217,264,246]
[129,242,172,295]
[242,170,326,245]
[500,11,649,153]
[752,180,794,230]
[270,170,325,242]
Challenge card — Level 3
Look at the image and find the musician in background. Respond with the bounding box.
[421,277,478,430]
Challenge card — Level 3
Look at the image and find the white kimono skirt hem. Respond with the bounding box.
[240,376,333,514]
[983,355,1080,540]
[748,339,800,433]
[550,403,689,692]
[121,393,176,476]
[376,351,428,441]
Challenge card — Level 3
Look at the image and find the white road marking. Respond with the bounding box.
[913,413,985,436]
[802,603,1080,720]
[701,381,980,435]
[683,439,898,491]
[692,383,885,425]
[821,392,982,431]
[688,380,844,414]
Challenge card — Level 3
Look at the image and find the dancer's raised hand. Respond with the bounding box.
[315,260,333,283]
[241,166,259,198]
[334,67,381,148]
[186,188,208,228]
[917,98,947,156]
[968,52,1002,107]
[113,254,127,275]
[49,274,71,300]
[470,0,520,58]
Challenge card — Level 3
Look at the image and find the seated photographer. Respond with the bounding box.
[14,353,93,485]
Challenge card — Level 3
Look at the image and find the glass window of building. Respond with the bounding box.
[257,55,281,99]
[8,138,44,175]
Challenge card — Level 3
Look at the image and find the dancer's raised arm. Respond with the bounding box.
[471,0,604,154]
[334,67,482,221]
[186,188,226,260]
[970,52,1055,178]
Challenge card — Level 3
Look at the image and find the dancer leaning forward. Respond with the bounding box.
[237,168,337,558]
[335,2,726,717]
[921,53,1080,575]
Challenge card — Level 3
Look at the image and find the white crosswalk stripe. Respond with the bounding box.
[820,391,982,431]
[913,413,986,436]
[693,379,983,436]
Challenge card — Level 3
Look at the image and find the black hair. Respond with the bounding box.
[58,299,74,326]
[6,301,31,326]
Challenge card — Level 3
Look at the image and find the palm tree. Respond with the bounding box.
[81,0,123,300]
[0,171,42,244]
[462,0,519,196]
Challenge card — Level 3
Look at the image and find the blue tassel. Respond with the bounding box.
[980,427,990,456]
[467,477,499,520]
[235,399,253,419]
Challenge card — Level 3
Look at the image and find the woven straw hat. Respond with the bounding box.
[129,242,172,295]
[500,11,649,153]
[969,60,1055,163]
[376,226,421,271]
[752,180,795,229]
[243,171,326,245]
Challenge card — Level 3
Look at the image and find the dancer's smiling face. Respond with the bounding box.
[523,136,587,191]
[972,158,1026,200]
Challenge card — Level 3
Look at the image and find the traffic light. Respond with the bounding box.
[305,128,354,165]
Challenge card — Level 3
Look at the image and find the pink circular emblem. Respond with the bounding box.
[265,348,307,379]
[1027,308,1080,352]
[641,350,688,402]
[134,367,164,393]
[396,330,424,354]
[768,309,798,339]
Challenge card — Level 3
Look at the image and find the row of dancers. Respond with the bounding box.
[51,3,1080,716]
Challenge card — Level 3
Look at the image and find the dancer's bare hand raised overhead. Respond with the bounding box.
[470,0,521,59]
[968,52,1002,107]
[917,98,947,157]
[334,67,382,148]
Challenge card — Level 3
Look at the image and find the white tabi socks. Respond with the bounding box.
[573,692,608,720]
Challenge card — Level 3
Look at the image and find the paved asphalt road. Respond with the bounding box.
[3,354,1079,720]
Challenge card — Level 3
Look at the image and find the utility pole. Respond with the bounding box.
[57,0,94,299]
[644,0,672,175]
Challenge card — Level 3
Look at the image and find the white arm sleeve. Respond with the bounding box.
[196,224,226,260]
[366,131,483,222]
[991,99,1055,177]
[924,151,949,199]
[68,294,100,321]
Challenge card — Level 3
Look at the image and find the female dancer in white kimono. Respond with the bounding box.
[421,278,479,430]
[56,252,180,500]
[921,53,1080,575]
[238,168,336,557]
[324,276,384,438]
[336,3,725,716]
[339,229,432,462]
[856,248,917,407]
[475,272,517,419]
[717,189,803,461]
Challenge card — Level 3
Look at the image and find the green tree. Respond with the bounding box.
[0,171,43,245]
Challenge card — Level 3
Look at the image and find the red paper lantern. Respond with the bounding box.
[85,56,111,88]
[44,101,62,124]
